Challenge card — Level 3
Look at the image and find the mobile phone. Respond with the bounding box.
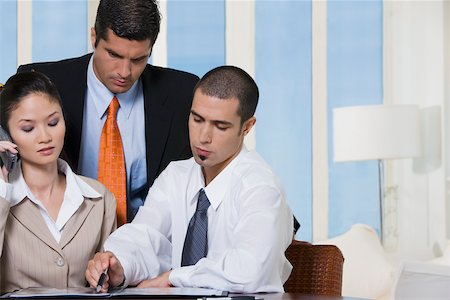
[0,125,18,172]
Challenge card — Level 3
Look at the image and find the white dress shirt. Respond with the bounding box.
[105,147,293,293]
[0,159,101,242]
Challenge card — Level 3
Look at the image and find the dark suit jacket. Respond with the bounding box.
[18,54,199,218]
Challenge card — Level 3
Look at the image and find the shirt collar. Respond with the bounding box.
[58,159,102,199]
[8,159,101,208]
[87,56,141,120]
[187,146,248,211]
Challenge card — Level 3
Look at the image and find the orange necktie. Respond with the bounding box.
[98,96,127,226]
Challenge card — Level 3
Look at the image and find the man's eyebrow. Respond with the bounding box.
[190,110,204,120]
[106,47,149,61]
[191,109,233,126]
[106,48,123,59]
[132,54,149,61]
[191,110,233,126]
[212,119,233,126]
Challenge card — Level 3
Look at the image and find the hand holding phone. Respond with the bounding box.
[0,126,18,173]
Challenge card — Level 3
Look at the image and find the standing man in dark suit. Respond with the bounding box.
[18,0,199,224]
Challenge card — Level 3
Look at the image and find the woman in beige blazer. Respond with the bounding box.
[0,71,117,294]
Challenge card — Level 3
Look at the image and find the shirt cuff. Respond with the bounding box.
[114,276,127,291]
[0,179,13,204]
[114,252,132,288]
[168,266,196,287]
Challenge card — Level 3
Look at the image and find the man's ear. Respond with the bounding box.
[90,27,96,49]
[242,117,256,136]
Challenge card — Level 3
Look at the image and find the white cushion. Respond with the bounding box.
[431,241,450,266]
[316,224,396,299]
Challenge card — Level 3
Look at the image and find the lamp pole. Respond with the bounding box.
[378,159,385,244]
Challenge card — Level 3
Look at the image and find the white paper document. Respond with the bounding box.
[2,286,228,298]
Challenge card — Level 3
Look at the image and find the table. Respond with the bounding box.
[1,291,366,300]
[232,293,366,300]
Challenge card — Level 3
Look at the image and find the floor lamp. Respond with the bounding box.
[333,105,422,247]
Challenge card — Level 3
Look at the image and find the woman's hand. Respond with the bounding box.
[0,140,18,182]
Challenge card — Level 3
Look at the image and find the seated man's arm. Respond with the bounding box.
[97,167,175,288]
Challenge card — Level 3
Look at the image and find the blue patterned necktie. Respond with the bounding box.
[181,189,211,266]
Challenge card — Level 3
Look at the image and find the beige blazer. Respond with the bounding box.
[0,176,116,293]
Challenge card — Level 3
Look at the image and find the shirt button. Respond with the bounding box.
[56,257,65,267]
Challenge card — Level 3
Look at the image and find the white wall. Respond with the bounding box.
[384,0,449,259]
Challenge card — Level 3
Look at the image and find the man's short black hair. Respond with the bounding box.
[194,66,259,126]
[94,0,161,47]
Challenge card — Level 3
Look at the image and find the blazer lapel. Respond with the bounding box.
[10,199,60,253]
[59,199,95,249]
[141,66,174,185]
[58,54,91,169]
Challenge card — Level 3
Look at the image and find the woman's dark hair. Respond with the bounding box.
[0,71,63,132]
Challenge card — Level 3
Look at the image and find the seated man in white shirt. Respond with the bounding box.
[85,65,293,293]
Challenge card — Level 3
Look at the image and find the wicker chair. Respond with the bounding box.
[284,240,344,296]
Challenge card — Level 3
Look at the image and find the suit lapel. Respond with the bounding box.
[141,66,175,185]
[58,54,91,169]
[59,199,95,248]
[10,199,61,253]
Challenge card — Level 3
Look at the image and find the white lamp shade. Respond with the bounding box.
[333,105,422,162]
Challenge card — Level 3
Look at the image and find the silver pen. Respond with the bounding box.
[96,267,108,293]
